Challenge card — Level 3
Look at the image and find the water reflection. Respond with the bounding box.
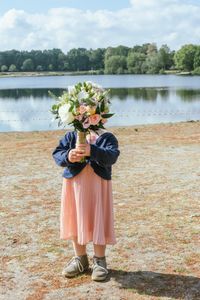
[109,88,169,102]
[0,88,65,100]
[0,87,200,102]
[176,89,200,101]
[0,87,199,132]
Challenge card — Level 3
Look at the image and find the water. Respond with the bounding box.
[0,75,200,132]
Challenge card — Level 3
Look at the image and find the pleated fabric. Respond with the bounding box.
[60,163,116,245]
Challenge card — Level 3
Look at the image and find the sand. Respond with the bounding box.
[0,121,200,300]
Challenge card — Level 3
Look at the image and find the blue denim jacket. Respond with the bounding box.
[52,131,120,180]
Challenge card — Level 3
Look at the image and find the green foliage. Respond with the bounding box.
[36,65,43,71]
[89,48,105,70]
[48,64,53,71]
[101,113,115,118]
[1,65,8,72]
[174,44,198,71]
[193,46,200,69]
[67,48,90,71]
[21,58,34,71]
[158,45,174,70]
[104,55,127,74]
[0,43,200,74]
[192,67,200,75]
[105,45,129,60]
[9,64,17,72]
[127,52,146,74]
[145,53,163,74]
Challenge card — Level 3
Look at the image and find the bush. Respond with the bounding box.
[9,64,17,72]
[192,67,200,75]
[159,68,165,74]
[1,65,8,72]
[36,65,43,71]
[21,59,34,71]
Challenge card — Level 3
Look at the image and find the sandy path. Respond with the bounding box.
[0,121,200,300]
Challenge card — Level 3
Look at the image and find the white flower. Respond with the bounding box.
[78,90,89,101]
[68,85,75,94]
[58,103,74,124]
[86,81,102,90]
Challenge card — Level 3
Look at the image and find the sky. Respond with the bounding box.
[0,0,200,52]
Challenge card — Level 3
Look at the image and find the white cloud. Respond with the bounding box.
[0,1,200,52]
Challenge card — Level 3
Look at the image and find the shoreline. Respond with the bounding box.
[0,71,100,78]
[0,71,196,78]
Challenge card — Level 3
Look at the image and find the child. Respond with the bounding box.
[52,127,120,281]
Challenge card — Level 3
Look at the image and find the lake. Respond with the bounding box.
[0,74,200,132]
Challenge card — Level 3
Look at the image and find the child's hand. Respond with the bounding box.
[68,148,86,163]
[76,143,91,157]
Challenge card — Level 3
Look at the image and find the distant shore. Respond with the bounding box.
[0,70,102,78]
[0,70,195,78]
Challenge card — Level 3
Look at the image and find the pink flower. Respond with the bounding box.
[78,105,87,115]
[89,114,101,126]
[83,117,90,129]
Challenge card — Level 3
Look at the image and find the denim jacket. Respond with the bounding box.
[52,131,120,180]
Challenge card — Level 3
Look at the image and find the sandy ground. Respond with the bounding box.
[0,121,200,300]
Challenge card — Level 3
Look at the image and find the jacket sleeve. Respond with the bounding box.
[52,132,74,167]
[90,134,120,166]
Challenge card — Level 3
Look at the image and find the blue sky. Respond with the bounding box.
[0,0,131,14]
[0,0,199,14]
[0,0,200,52]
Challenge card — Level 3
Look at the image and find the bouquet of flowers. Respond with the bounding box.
[50,81,114,146]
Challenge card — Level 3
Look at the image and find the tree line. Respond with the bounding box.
[0,43,200,74]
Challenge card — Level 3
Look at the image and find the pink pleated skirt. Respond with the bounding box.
[60,163,116,245]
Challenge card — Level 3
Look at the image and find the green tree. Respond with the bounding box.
[1,65,8,72]
[0,53,4,66]
[9,64,17,72]
[144,54,162,74]
[48,64,53,71]
[192,66,200,75]
[88,48,105,70]
[42,48,66,71]
[158,45,174,70]
[15,51,25,70]
[104,55,127,74]
[67,48,90,71]
[193,46,200,69]
[174,44,197,71]
[36,65,43,71]
[31,50,47,70]
[57,52,67,71]
[131,45,144,53]
[127,52,146,73]
[21,58,34,71]
[105,46,129,61]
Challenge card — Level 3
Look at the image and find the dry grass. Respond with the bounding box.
[0,121,200,300]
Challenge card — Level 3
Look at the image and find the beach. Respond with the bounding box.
[1,121,200,299]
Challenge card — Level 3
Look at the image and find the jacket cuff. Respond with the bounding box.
[64,148,74,166]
